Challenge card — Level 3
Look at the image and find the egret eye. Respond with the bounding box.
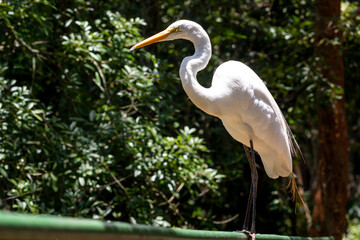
[169,26,180,33]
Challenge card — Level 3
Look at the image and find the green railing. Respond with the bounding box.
[0,211,333,240]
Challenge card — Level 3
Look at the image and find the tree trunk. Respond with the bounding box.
[310,1,349,240]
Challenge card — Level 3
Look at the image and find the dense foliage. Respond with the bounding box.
[1,0,359,237]
[0,2,225,227]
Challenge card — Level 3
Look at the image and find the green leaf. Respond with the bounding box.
[0,167,8,178]
[79,177,85,186]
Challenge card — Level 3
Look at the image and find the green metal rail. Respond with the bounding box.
[0,211,333,240]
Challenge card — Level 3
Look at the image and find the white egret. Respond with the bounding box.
[131,20,305,238]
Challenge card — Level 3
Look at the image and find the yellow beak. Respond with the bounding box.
[130,29,171,51]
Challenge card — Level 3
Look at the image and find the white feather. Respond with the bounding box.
[172,21,295,179]
[133,19,300,179]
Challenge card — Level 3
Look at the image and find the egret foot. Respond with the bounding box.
[242,230,256,240]
[235,229,255,240]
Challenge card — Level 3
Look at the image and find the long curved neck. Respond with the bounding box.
[179,30,216,116]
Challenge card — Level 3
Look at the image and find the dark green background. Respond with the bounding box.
[0,0,359,237]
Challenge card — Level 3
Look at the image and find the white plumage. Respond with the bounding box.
[131,19,302,235]
[212,61,293,178]
[169,20,295,179]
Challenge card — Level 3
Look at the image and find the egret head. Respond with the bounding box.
[130,20,205,51]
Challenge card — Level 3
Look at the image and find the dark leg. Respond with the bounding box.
[239,141,258,240]
[249,140,258,234]
[242,145,253,231]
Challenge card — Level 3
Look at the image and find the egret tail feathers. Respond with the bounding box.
[288,173,310,214]
[285,120,305,164]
